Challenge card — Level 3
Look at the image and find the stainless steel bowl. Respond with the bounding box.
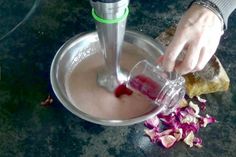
[50,30,164,126]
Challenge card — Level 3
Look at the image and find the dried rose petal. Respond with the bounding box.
[193,137,203,148]
[189,101,200,116]
[199,104,207,112]
[158,113,181,131]
[144,116,160,130]
[176,109,186,121]
[173,128,183,141]
[178,109,189,117]
[180,114,198,124]
[144,129,158,143]
[158,113,177,125]
[183,131,195,147]
[180,123,199,138]
[196,96,207,103]
[199,114,217,127]
[185,106,196,116]
[159,135,176,148]
[41,95,53,106]
[179,99,188,108]
[158,113,175,122]
[144,94,216,149]
[196,96,207,111]
[157,129,173,137]
[176,108,197,126]
[145,128,175,144]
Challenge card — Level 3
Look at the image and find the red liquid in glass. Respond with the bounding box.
[129,75,161,100]
[114,75,161,100]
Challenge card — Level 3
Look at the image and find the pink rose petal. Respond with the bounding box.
[196,96,207,103]
[158,113,180,130]
[144,129,158,143]
[193,137,203,148]
[196,96,207,111]
[180,123,199,138]
[183,131,195,147]
[185,106,196,116]
[199,114,217,127]
[173,128,183,141]
[180,114,198,124]
[189,101,200,116]
[157,129,173,137]
[144,116,160,130]
[144,94,217,149]
[158,113,176,125]
[159,135,177,148]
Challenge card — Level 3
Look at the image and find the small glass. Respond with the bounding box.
[127,60,185,114]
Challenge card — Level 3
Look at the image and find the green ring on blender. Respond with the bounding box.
[92,7,129,24]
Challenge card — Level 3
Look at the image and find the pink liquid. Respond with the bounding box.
[66,52,155,120]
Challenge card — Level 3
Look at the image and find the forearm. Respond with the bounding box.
[208,0,236,28]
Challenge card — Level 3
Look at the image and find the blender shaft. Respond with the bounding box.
[91,0,129,92]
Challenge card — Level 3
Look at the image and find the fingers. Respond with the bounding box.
[161,39,216,75]
[175,40,202,74]
[161,30,220,75]
[193,47,209,72]
[162,33,187,72]
[193,38,220,71]
[158,4,223,75]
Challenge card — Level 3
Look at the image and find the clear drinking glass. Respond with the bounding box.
[127,60,185,114]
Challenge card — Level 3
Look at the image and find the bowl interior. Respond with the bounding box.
[50,31,164,126]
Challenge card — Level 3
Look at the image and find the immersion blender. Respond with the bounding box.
[90,0,129,92]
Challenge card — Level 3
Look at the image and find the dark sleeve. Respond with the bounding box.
[208,0,236,28]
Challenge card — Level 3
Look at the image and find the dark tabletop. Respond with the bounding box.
[0,0,236,156]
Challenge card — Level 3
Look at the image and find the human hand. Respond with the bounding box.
[160,4,224,75]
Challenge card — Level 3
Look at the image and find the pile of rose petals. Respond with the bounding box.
[144,96,216,148]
